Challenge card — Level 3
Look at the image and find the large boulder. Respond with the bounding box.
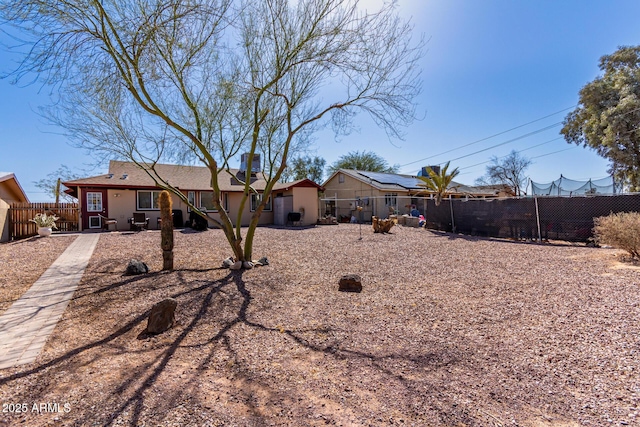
[146,298,177,334]
[339,274,363,293]
[125,259,149,275]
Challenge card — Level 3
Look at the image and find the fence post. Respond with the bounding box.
[534,196,542,243]
[449,195,456,233]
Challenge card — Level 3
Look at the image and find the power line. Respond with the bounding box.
[529,146,576,159]
[441,122,562,165]
[399,105,576,168]
[457,137,563,171]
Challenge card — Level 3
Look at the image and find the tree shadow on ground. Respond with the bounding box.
[0,268,526,426]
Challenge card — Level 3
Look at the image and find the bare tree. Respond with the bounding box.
[1,0,423,263]
[475,150,532,196]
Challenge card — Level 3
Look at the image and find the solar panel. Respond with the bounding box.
[356,171,424,190]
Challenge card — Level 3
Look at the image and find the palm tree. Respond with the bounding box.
[417,162,460,206]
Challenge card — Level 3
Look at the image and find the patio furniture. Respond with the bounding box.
[287,212,302,226]
[131,213,149,231]
[99,214,118,232]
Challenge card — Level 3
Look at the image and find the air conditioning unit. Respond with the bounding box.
[240,153,261,173]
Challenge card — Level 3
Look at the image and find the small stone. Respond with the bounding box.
[146,298,177,334]
[257,256,269,266]
[222,257,234,268]
[339,274,362,293]
[229,261,243,270]
[243,261,254,269]
[125,259,149,275]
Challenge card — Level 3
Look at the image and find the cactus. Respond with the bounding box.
[159,190,174,270]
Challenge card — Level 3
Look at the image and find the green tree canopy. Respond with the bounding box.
[562,45,640,191]
[328,150,399,175]
[280,156,326,183]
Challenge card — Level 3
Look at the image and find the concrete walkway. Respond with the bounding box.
[0,234,100,370]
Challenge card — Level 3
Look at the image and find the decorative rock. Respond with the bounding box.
[339,274,362,293]
[256,256,269,266]
[229,261,243,270]
[222,257,235,268]
[243,261,254,269]
[146,298,177,334]
[125,259,149,275]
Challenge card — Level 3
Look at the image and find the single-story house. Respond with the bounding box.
[0,172,30,242]
[63,160,323,231]
[321,169,498,222]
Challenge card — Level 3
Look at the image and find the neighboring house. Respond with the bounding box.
[62,160,323,231]
[0,172,30,242]
[322,169,498,222]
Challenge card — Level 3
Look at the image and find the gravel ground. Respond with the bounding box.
[0,235,77,316]
[0,225,639,427]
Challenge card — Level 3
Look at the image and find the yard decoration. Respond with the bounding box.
[30,213,59,237]
[159,190,174,270]
[125,259,149,275]
[144,298,177,335]
[338,274,363,292]
[372,216,394,233]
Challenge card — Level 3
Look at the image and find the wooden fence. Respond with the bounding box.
[10,202,79,240]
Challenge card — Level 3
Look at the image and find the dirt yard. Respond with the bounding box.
[0,225,638,426]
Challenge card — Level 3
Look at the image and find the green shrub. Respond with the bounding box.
[593,211,640,258]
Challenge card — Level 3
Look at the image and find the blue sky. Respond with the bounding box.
[2,0,640,201]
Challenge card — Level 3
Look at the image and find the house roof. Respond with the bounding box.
[324,169,495,196]
[0,172,30,202]
[62,160,323,195]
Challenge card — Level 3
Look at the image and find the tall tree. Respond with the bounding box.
[417,161,459,206]
[475,150,531,196]
[328,150,399,175]
[0,0,423,262]
[280,156,326,183]
[562,45,640,191]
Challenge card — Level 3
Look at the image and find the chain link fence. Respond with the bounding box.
[423,194,640,242]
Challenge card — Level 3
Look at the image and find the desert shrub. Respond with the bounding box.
[593,211,640,258]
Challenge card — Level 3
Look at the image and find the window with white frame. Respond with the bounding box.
[199,192,227,211]
[384,193,397,207]
[250,193,272,212]
[137,190,162,210]
[187,191,195,211]
[86,192,103,212]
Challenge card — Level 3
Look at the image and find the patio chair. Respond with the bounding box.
[131,212,149,231]
[99,214,118,232]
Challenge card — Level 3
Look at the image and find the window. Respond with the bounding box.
[187,191,195,211]
[88,216,101,228]
[338,173,345,183]
[137,190,162,210]
[87,192,102,212]
[199,192,227,211]
[251,194,272,212]
[385,193,397,207]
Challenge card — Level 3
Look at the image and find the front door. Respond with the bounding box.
[82,189,108,230]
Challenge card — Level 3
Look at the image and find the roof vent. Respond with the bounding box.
[107,174,114,179]
[120,174,128,180]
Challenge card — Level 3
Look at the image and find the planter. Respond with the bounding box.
[38,227,53,237]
